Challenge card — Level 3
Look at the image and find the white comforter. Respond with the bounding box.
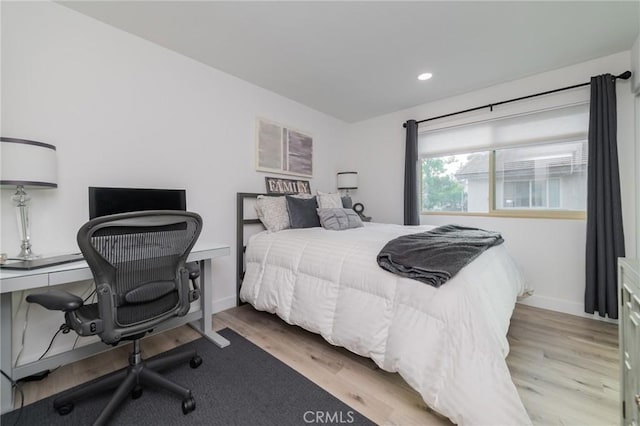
[240,223,530,425]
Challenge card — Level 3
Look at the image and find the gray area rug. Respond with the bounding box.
[2,328,373,425]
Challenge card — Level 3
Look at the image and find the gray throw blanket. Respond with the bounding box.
[377,224,504,287]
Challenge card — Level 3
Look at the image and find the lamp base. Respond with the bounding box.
[12,185,40,260]
[16,245,40,260]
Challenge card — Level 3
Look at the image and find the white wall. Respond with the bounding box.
[344,52,636,318]
[632,35,640,94]
[1,0,347,358]
[636,92,640,257]
[633,33,640,256]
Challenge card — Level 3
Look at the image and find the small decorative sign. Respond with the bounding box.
[265,177,311,195]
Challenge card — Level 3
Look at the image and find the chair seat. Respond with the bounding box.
[74,303,100,322]
[72,291,180,326]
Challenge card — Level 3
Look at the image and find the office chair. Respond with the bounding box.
[26,211,204,426]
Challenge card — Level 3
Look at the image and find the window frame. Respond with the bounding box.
[420,148,586,220]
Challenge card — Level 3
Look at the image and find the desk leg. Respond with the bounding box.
[1,293,14,414]
[189,259,229,348]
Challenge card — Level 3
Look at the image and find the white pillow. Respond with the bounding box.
[255,196,290,232]
[317,191,342,209]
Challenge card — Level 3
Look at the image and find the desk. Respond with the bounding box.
[0,243,230,414]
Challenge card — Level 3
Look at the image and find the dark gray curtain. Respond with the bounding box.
[404,120,419,225]
[585,73,625,319]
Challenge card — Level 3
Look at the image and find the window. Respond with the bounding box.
[419,103,589,218]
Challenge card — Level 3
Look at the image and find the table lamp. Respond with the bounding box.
[1,137,58,259]
[337,171,358,195]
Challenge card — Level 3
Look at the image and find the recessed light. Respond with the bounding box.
[417,72,433,81]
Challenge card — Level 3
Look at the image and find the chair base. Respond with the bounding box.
[52,339,201,426]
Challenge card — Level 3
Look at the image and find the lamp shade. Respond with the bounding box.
[337,171,358,190]
[1,137,57,188]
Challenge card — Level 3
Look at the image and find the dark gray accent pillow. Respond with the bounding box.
[286,195,320,228]
[317,208,364,230]
[341,196,353,209]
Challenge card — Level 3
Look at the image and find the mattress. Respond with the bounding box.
[240,223,530,425]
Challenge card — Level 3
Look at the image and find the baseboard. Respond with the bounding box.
[213,292,617,323]
[517,294,618,324]
[212,296,237,314]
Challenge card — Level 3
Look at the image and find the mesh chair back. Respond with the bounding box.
[77,211,202,341]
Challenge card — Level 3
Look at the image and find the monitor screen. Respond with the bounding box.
[89,187,187,219]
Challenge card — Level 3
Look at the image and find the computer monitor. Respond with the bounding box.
[89,187,187,219]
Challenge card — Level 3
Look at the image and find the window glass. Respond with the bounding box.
[494,140,587,211]
[503,181,530,208]
[421,153,489,213]
[549,179,561,208]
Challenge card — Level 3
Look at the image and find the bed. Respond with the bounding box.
[236,193,531,425]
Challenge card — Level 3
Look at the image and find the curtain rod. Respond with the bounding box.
[403,70,632,128]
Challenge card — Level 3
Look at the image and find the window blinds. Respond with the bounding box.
[418,103,589,157]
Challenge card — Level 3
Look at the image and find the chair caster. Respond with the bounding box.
[182,396,196,414]
[132,385,143,399]
[55,402,74,416]
[190,355,202,369]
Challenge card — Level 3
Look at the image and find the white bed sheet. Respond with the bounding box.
[240,223,530,425]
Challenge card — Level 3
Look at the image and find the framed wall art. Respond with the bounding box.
[256,118,313,177]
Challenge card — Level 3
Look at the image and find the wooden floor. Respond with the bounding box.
[16,303,619,425]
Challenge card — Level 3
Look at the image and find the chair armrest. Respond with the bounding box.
[26,289,84,312]
[185,262,200,302]
[186,262,200,280]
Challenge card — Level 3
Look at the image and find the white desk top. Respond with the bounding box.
[0,243,230,294]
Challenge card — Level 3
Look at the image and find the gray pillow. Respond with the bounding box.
[317,208,364,230]
[286,195,320,228]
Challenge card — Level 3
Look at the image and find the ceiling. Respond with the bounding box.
[59,1,639,123]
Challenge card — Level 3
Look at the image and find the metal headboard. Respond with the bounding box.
[236,193,266,305]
